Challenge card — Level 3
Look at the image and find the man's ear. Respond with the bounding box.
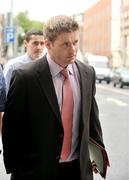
[24,40,27,48]
[44,39,52,50]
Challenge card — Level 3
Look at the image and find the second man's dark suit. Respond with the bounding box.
[2,55,104,180]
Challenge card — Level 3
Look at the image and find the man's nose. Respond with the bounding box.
[37,43,44,49]
[69,44,77,53]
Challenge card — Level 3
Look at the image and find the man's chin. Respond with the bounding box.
[34,55,43,60]
[69,58,76,64]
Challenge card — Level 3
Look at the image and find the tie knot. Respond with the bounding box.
[61,68,68,79]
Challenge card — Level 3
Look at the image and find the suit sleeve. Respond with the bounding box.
[89,67,105,148]
[2,69,27,173]
[0,66,6,112]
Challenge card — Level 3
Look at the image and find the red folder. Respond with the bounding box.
[89,137,110,178]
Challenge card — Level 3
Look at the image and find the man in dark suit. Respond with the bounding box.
[2,15,105,180]
[0,64,6,133]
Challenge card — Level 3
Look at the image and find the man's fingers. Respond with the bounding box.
[92,160,99,174]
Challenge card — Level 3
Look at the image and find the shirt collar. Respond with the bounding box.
[46,53,74,78]
[26,53,43,61]
[26,53,33,61]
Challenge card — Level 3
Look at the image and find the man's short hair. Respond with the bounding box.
[25,29,43,42]
[44,15,79,42]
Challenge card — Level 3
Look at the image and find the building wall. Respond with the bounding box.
[83,0,126,68]
[121,0,129,67]
[0,14,5,63]
[83,0,112,58]
[111,0,122,67]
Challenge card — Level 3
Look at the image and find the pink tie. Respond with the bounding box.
[61,68,74,160]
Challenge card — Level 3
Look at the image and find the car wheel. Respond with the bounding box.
[120,82,123,88]
[113,83,116,87]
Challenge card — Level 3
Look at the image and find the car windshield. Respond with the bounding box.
[115,68,129,73]
[89,61,108,68]
[121,70,129,75]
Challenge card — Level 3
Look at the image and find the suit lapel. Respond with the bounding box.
[36,56,62,125]
[76,61,92,128]
[35,58,91,128]
[76,61,90,103]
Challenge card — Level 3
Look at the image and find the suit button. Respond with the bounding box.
[56,155,60,160]
[59,134,63,138]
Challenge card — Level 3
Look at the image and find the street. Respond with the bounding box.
[0,83,129,180]
[94,83,129,180]
[0,142,10,180]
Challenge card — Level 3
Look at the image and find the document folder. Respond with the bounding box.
[89,137,110,179]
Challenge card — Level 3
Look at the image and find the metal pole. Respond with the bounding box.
[10,0,13,26]
[7,0,14,59]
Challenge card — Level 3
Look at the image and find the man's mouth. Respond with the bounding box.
[67,55,75,59]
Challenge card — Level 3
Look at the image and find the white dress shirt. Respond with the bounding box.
[4,53,32,94]
[47,53,81,162]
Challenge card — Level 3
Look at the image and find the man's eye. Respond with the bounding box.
[63,43,69,47]
[73,40,78,45]
[39,42,44,45]
[33,42,44,46]
[33,42,39,46]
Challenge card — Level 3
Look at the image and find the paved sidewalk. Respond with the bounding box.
[0,137,10,180]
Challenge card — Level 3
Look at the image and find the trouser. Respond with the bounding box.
[10,159,81,180]
[56,159,81,180]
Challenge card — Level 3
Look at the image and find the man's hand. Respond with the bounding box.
[92,160,99,174]
[0,112,4,132]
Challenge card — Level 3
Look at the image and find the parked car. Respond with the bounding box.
[86,54,111,84]
[108,69,116,82]
[95,67,111,84]
[112,68,129,88]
